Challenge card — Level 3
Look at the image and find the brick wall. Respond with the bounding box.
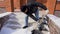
[0,0,5,7]
[0,0,60,14]
[20,0,27,7]
[0,0,27,12]
[36,0,47,6]
[14,0,20,9]
[55,2,60,10]
[5,0,12,12]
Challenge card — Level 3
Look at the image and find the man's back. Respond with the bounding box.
[21,2,38,14]
[26,2,40,14]
[21,2,47,14]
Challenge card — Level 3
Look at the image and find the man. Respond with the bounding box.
[21,2,48,28]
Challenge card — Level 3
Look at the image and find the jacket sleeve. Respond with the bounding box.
[36,2,47,10]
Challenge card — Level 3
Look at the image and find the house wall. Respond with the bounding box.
[0,0,5,7]
[55,2,60,10]
[0,0,60,14]
[5,0,12,12]
[14,0,20,9]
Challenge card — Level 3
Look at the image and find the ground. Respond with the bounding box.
[0,12,50,34]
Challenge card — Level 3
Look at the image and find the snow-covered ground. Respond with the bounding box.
[0,12,32,34]
[0,12,50,34]
[47,14,60,28]
[0,27,32,34]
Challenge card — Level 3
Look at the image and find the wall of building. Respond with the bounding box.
[20,0,27,7]
[5,0,12,12]
[14,0,20,9]
[0,0,26,12]
[55,2,60,10]
[47,0,56,14]
[0,0,60,14]
[0,0,5,7]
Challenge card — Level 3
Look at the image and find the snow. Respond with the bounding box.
[0,12,32,34]
[0,12,12,18]
[0,27,31,34]
[0,12,50,34]
[47,14,60,28]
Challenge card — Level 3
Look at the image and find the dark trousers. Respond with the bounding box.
[26,13,39,21]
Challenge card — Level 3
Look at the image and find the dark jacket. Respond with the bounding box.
[21,2,47,14]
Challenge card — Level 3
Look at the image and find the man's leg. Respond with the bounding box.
[35,10,40,19]
[25,15,28,26]
[27,14,39,21]
[22,11,39,21]
[23,15,28,28]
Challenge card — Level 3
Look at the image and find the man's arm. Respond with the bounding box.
[34,2,48,10]
[37,2,49,15]
[37,3,47,10]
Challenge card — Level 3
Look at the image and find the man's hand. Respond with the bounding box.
[41,9,49,16]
